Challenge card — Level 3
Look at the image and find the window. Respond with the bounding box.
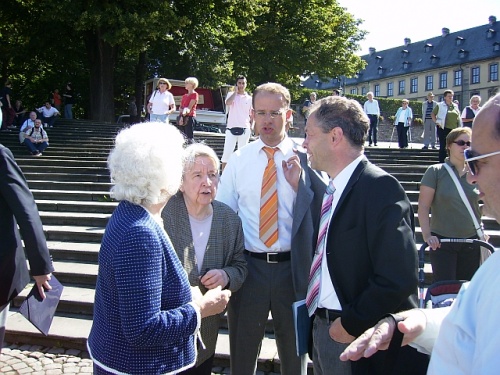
[426,75,433,91]
[361,87,367,95]
[454,70,462,86]
[489,63,499,81]
[387,82,394,97]
[398,80,405,95]
[424,44,433,53]
[410,78,418,93]
[471,67,480,84]
[350,88,358,95]
[374,84,380,97]
[439,72,447,89]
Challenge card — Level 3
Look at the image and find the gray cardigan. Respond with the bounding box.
[162,193,247,365]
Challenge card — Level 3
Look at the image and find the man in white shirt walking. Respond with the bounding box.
[221,75,252,171]
[363,92,380,147]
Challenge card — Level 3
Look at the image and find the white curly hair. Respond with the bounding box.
[108,122,185,205]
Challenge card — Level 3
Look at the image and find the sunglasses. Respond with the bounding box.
[464,149,500,176]
[453,140,471,147]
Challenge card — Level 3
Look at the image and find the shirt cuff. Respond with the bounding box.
[409,307,450,355]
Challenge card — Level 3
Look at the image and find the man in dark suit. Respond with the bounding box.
[217,82,326,375]
[0,144,53,349]
[302,96,429,375]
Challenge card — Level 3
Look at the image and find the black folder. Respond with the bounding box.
[19,276,63,336]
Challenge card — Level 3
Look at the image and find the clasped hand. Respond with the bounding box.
[196,286,231,318]
[200,269,229,289]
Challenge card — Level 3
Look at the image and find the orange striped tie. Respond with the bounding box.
[260,147,279,247]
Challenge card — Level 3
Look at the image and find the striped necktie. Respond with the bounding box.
[306,181,335,316]
[260,146,279,247]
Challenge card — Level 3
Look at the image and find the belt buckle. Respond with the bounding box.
[266,252,278,264]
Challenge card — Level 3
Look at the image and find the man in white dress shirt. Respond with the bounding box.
[217,82,326,375]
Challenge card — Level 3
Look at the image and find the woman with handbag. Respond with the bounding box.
[147,78,176,124]
[177,77,199,143]
[418,127,483,283]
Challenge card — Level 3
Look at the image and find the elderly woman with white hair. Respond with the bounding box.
[87,123,231,375]
[162,143,247,375]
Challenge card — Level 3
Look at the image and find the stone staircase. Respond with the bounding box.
[1,119,498,373]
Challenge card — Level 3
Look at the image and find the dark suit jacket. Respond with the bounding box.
[326,158,418,337]
[291,150,327,300]
[0,144,53,307]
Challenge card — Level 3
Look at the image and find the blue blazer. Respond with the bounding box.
[88,201,200,374]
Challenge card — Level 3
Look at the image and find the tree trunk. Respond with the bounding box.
[134,51,147,121]
[84,30,117,122]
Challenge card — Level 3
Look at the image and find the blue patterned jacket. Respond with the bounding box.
[88,200,200,374]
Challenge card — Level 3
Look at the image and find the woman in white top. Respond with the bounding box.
[147,78,176,123]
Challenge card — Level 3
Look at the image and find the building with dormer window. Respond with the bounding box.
[343,16,499,106]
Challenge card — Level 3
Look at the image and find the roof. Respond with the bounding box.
[345,18,500,85]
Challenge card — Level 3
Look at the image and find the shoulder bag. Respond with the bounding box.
[443,163,491,263]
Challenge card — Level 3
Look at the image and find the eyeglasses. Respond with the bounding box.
[254,110,285,119]
[453,140,471,147]
[464,148,500,176]
[159,82,167,85]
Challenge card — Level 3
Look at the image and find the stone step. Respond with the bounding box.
[27,172,110,182]
[32,189,111,202]
[44,225,104,243]
[36,199,118,214]
[20,165,109,175]
[39,211,111,227]
[28,180,112,192]
[5,312,92,352]
[49,260,99,286]
[12,285,95,316]
[47,241,101,263]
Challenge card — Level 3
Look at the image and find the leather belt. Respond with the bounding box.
[243,250,291,263]
[315,308,342,322]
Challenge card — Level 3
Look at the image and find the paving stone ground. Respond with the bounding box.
[0,344,281,375]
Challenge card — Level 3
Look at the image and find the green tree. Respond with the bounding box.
[229,0,367,87]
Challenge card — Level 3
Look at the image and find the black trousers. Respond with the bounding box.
[396,122,408,148]
[176,116,195,143]
[367,114,379,145]
[429,233,480,283]
[436,126,452,163]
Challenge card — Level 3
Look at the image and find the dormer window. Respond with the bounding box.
[430,55,439,64]
[487,29,496,39]
[375,55,383,61]
[378,66,385,75]
[455,36,465,46]
[494,42,500,52]
[403,61,411,69]
[458,49,468,59]
[424,43,433,53]
[401,49,409,58]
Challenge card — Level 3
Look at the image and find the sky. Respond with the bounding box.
[337,0,500,55]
